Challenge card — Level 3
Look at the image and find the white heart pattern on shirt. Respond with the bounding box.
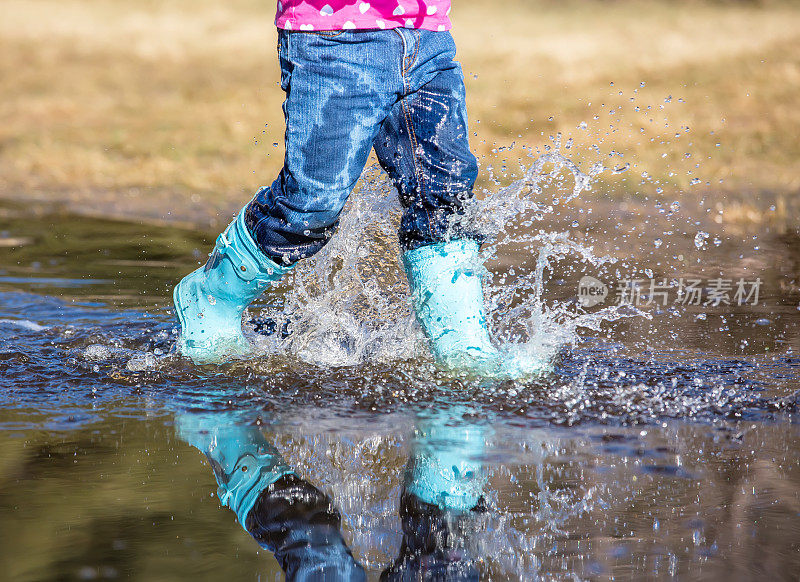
[393,4,405,16]
[300,23,314,30]
[359,2,370,14]
[320,4,333,16]
[426,5,437,15]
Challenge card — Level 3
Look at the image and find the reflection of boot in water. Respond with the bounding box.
[177,413,295,526]
[382,410,488,580]
[246,474,366,582]
[177,414,365,581]
[380,490,485,582]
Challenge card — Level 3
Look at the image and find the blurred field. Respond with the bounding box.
[1,0,799,229]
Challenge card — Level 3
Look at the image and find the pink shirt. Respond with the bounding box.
[275,1,452,32]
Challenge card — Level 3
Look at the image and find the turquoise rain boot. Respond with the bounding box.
[404,411,487,512]
[402,239,499,374]
[173,209,292,364]
[176,413,295,526]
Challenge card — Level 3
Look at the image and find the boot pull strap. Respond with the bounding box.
[216,231,260,282]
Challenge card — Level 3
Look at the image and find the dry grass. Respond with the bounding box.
[1,0,799,227]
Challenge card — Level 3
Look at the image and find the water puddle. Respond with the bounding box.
[0,152,798,579]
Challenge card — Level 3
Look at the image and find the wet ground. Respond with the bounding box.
[1,170,799,581]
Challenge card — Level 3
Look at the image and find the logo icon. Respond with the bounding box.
[577,276,608,307]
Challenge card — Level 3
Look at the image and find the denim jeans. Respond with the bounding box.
[244,28,479,266]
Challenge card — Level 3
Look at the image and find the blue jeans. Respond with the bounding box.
[244,28,480,266]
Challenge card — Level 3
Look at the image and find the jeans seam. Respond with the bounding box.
[406,31,420,75]
[302,30,345,37]
[400,95,436,242]
[394,29,407,78]
[397,30,434,243]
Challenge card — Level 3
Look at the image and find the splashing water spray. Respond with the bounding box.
[247,146,645,379]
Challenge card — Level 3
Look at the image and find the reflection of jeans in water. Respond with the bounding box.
[381,491,483,582]
[176,413,365,581]
[244,28,480,265]
[247,474,366,582]
[177,409,485,580]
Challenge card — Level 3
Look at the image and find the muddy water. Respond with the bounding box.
[0,176,798,581]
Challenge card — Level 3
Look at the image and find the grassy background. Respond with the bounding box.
[1,0,799,229]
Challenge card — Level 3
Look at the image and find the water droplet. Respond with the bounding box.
[694,231,709,249]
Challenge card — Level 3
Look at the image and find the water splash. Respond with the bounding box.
[249,166,418,368]
[248,149,641,378]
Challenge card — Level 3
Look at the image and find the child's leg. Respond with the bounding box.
[373,30,479,252]
[174,30,403,363]
[245,30,403,266]
[373,30,497,372]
